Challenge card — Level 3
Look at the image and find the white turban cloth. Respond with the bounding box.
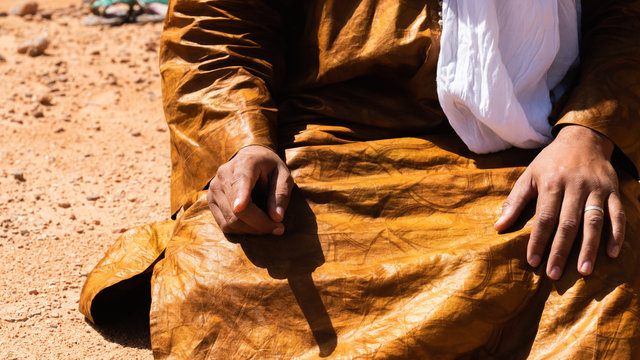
[437,0,581,154]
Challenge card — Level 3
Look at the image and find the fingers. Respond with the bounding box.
[494,168,537,233]
[527,183,563,269]
[229,169,259,214]
[207,161,282,235]
[606,193,625,258]
[576,194,605,276]
[545,186,587,280]
[208,183,284,235]
[267,164,294,222]
[234,202,285,235]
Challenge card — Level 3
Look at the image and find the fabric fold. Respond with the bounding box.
[437,0,580,154]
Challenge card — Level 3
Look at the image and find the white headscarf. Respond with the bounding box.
[437,0,581,154]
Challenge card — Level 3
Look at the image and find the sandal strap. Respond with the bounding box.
[136,0,169,6]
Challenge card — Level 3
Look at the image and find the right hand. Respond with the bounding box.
[207,145,294,235]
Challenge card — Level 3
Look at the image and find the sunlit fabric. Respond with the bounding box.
[80,1,640,358]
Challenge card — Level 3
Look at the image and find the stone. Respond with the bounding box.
[9,1,38,16]
[28,289,38,295]
[1,304,28,322]
[57,201,71,209]
[12,171,25,182]
[32,108,44,118]
[38,94,52,105]
[86,194,100,201]
[17,36,49,57]
[131,131,141,137]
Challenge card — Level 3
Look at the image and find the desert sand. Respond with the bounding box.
[0,0,167,358]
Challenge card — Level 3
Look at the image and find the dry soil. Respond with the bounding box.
[0,0,168,358]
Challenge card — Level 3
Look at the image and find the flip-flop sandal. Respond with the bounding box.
[83,0,133,26]
[83,14,127,26]
[134,0,168,24]
[90,0,134,16]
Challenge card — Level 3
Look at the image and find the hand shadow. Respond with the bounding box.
[231,187,337,357]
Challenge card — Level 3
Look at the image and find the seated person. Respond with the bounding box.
[80,0,640,358]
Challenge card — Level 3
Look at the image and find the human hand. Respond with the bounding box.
[207,145,294,235]
[494,125,625,280]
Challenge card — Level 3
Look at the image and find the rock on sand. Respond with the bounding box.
[9,0,38,17]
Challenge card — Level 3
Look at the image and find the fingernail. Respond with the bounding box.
[580,261,592,275]
[529,254,541,267]
[276,206,285,218]
[272,225,284,236]
[549,266,561,280]
[233,198,241,211]
[609,244,620,257]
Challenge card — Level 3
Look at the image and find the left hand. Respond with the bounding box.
[494,125,626,280]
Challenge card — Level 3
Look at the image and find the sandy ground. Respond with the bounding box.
[0,0,168,358]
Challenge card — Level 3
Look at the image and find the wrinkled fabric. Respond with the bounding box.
[80,0,640,359]
[437,0,580,153]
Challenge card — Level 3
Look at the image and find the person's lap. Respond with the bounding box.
[141,133,640,358]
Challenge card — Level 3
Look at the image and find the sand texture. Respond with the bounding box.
[0,0,168,358]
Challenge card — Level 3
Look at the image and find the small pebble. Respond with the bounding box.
[86,194,101,201]
[17,36,49,57]
[38,94,52,105]
[58,202,71,209]
[131,131,141,137]
[9,0,38,16]
[12,171,26,182]
[28,289,38,295]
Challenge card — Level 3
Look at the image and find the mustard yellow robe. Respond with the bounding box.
[80,1,640,358]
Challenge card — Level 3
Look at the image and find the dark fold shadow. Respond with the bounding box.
[86,269,154,350]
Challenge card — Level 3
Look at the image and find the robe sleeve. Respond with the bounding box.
[160,0,287,215]
[554,0,640,177]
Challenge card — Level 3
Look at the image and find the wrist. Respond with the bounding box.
[555,125,615,159]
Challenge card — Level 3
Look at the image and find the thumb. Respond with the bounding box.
[267,165,294,222]
[494,169,536,232]
[231,171,258,214]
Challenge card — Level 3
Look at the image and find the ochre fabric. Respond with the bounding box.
[80,0,640,358]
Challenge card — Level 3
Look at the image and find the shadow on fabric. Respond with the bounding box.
[231,186,338,357]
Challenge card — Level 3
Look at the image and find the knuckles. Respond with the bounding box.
[557,219,580,234]
[584,213,604,226]
[536,211,557,226]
